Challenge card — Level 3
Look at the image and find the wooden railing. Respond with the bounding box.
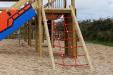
[44,0,66,8]
[43,0,75,8]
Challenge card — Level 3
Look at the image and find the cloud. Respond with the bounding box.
[0,0,113,20]
[0,2,16,8]
[75,0,113,20]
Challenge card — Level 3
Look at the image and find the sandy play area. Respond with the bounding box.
[0,39,113,75]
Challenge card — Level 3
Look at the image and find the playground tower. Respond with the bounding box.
[0,0,93,70]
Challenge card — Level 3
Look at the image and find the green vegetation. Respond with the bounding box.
[87,40,113,47]
[8,17,113,47]
[79,18,113,47]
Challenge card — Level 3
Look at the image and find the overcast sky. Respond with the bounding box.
[0,0,113,20]
[75,0,113,20]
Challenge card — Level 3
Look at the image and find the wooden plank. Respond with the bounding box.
[42,7,55,69]
[70,6,94,71]
[45,8,71,14]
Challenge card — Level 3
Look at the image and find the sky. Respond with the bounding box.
[0,0,113,20]
[75,0,113,20]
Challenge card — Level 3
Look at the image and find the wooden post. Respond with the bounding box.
[47,20,54,45]
[28,21,32,46]
[64,0,66,8]
[26,23,29,43]
[70,5,94,71]
[48,0,51,8]
[64,0,77,58]
[42,7,55,69]
[35,0,43,57]
[64,13,77,58]
[51,21,54,46]
[72,0,77,58]
[71,0,75,9]
[24,24,28,42]
[18,28,21,46]
[71,0,76,15]
[47,20,52,39]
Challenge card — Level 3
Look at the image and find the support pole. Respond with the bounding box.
[48,0,51,8]
[24,24,28,42]
[42,7,55,69]
[70,6,94,71]
[64,0,66,8]
[71,0,75,9]
[64,13,77,58]
[47,20,52,39]
[18,28,21,46]
[35,0,43,57]
[64,0,77,58]
[72,0,77,58]
[28,21,32,46]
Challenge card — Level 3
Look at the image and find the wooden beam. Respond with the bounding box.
[42,7,55,69]
[71,0,75,8]
[35,0,43,57]
[24,24,28,42]
[70,6,94,71]
[18,28,21,46]
[51,21,54,46]
[64,0,66,8]
[48,0,51,8]
[45,8,71,14]
[64,13,77,58]
[35,17,38,51]
[28,21,32,46]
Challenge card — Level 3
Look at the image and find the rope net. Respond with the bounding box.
[47,13,89,68]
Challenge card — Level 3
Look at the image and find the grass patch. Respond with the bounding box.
[87,40,113,47]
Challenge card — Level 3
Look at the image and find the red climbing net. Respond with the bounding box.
[47,13,89,68]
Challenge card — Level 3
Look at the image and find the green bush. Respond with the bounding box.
[79,18,113,41]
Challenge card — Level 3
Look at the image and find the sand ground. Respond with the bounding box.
[0,39,112,75]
